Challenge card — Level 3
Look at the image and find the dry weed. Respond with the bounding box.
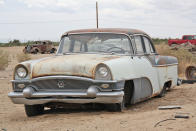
[0,50,9,70]
[155,43,196,76]
[17,53,31,63]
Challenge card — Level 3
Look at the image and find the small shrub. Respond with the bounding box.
[0,50,9,70]
[17,53,31,63]
[155,43,196,76]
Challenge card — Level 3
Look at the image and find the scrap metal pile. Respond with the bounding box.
[170,42,196,52]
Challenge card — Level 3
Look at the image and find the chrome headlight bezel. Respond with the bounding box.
[95,64,112,80]
[15,65,28,78]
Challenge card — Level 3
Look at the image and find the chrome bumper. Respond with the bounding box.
[8,90,124,105]
[9,76,124,105]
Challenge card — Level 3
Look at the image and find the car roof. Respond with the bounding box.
[62,28,148,36]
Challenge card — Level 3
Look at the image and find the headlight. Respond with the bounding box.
[99,67,108,77]
[95,64,112,80]
[16,66,28,78]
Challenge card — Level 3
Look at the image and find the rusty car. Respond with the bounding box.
[23,40,56,54]
[8,28,179,116]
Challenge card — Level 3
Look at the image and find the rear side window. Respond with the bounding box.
[143,37,155,54]
[134,36,144,54]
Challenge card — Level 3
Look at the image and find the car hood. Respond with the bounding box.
[20,54,122,79]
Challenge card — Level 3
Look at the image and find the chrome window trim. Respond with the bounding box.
[130,34,157,55]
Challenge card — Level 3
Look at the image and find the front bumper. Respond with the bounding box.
[9,76,124,105]
[8,90,124,105]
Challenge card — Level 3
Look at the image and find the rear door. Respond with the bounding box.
[141,36,177,93]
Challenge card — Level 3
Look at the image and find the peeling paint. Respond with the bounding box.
[29,54,122,79]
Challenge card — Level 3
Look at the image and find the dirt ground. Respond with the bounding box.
[0,47,196,131]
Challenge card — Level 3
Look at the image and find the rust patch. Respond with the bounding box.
[31,54,122,79]
[151,92,160,97]
[62,28,148,37]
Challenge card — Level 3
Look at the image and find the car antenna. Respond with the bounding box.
[96,1,99,29]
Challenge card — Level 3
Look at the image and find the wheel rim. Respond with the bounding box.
[185,66,196,80]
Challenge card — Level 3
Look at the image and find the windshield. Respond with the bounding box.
[57,33,133,55]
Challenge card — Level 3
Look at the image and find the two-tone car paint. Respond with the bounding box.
[8,28,178,116]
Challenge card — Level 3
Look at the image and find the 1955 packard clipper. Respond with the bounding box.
[8,28,178,116]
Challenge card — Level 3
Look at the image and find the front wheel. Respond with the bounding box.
[106,96,125,112]
[24,105,44,117]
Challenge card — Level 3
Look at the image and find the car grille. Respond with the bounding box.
[31,79,92,92]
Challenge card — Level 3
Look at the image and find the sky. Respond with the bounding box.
[0,0,196,42]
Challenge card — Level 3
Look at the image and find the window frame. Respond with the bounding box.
[132,35,145,55]
[130,34,157,55]
[58,33,135,56]
[141,36,156,55]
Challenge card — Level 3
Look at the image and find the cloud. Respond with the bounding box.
[1,0,196,41]
[17,0,94,11]
[17,0,153,11]
[0,0,4,5]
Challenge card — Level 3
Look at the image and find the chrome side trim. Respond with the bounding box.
[152,63,178,67]
[12,76,118,83]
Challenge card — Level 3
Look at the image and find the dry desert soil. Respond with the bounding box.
[0,47,196,131]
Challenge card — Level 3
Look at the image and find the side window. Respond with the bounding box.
[134,36,144,54]
[143,37,155,54]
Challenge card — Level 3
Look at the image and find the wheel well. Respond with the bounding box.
[124,80,134,106]
[164,81,172,89]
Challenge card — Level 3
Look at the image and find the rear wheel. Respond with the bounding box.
[158,85,167,97]
[24,105,44,117]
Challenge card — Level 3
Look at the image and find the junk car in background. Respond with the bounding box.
[9,28,178,116]
[23,40,56,54]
